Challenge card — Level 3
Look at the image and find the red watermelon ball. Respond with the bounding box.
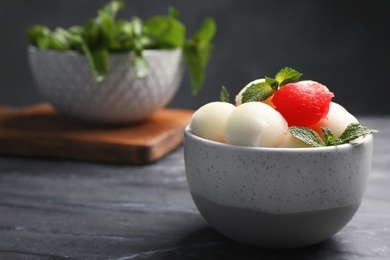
[272,80,334,127]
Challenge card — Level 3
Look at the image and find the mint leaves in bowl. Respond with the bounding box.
[27,0,216,124]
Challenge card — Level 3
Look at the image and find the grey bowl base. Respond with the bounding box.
[191,193,360,249]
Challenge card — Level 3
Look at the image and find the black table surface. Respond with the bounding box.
[1,117,389,260]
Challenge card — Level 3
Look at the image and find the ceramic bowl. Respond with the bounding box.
[184,126,374,249]
[28,46,184,124]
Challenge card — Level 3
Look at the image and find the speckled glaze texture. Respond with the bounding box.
[184,126,374,248]
[28,46,184,124]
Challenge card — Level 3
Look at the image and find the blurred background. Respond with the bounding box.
[1,0,389,115]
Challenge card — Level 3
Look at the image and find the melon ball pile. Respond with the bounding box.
[189,76,359,148]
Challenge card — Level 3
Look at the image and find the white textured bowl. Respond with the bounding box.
[28,46,184,124]
[184,126,373,249]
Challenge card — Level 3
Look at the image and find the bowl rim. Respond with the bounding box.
[184,125,373,153]
[28,45,182,56]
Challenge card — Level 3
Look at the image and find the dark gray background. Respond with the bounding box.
[1,0,389,115]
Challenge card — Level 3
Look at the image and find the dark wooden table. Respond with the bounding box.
[1,117,389,260]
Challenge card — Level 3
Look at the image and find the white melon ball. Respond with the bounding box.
[224,102,288,147]
[190,102,236,143]
[312,102,359,138]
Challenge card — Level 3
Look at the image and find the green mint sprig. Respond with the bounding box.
[289,123,377,147]
[241,67,302,104]
[27,0,216,95]
[183,18,217,95]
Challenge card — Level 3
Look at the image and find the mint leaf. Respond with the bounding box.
[76,41,103,82]
[97,0,125,49]
[265,76,279,91]
[82,18,101,48]
[183,45,205,95]
[289,126,325,147]
[220,86,230,102]
[241,81,274,103]
[126,18,150,78]
[133,52,149,78]
[336,123,377,144]
[90,47,109,81]
[275,67,302,87]
[190,18,216,44]
[144,16,185,48]
[27,25,51,49]
[100,0,125,17]
[322,127,337,146]
[98,10,118,48]
[48,27,74,50]
[289,123,377,148]
[168,6,180,19]
[184,18,216,95]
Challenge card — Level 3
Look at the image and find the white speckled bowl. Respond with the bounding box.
[184,126,374,249]
[28,46,184,125]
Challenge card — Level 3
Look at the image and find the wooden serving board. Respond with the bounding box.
[0,103,194,165]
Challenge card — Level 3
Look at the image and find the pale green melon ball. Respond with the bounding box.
[312,102,359,138]
[278,132,313,148]
[190,101,236,143]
